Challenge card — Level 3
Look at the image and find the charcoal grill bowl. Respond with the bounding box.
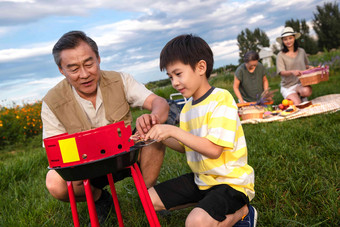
[49,145,140,181]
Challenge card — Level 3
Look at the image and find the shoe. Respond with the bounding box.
[233,205,258,227]
[93,189,114,225]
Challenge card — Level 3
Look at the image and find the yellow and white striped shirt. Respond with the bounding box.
[180,87,255,200]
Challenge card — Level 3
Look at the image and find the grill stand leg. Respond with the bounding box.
[107,173,124,227]
[67,181,80,227]
[130,163,160,227]
[83,179,100,227]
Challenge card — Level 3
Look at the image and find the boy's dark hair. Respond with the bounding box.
[281,39,299,53]
[160,34,214,78]
[52,31,99,67]
[243,50,259,63]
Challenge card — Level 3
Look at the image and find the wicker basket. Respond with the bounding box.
[239,106,264,120]
[299,66,329,86]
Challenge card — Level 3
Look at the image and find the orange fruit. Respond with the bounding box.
[288,100,294,106]
[282,99,289,106]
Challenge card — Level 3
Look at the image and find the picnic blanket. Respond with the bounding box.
[240,94,340,124]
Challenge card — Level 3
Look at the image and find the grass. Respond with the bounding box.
[1,55,340,226]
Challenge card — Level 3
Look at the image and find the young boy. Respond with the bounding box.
[145,34,257,227]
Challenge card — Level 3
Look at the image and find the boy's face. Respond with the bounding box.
[166,61,207,100]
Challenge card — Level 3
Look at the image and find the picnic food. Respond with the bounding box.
[279,105,298,116]
[238,105,265,120]
[282,99,293,107]
[282,99,289,106]
[278,104,285,110]
[296,101,312,109]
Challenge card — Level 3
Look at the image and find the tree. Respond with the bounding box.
[313,1,340,50]
[285,19,318,54]
[237,28,270,63]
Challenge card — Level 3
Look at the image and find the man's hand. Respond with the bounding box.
[135,113,161,139]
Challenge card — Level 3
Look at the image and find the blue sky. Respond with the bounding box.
[0,0,330,106]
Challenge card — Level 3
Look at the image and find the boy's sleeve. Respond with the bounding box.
[205,92,238,149]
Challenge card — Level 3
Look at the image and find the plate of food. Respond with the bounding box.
[295,101,312,109]
[279,106,299,117]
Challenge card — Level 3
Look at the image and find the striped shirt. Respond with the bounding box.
[180,87,255,200]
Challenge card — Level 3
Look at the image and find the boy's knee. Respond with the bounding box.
[185,214,204,227]
[186,208,213,227]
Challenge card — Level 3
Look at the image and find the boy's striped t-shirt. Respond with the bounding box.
[180,87,255,200]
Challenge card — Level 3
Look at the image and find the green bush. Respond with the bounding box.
[0,102,42,146]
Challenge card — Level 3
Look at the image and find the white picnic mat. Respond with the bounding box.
[240,94,340,124]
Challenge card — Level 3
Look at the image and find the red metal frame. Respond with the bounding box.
[66,166,160,227]
[51,121,160,226]
[67,181,80,227]
[130,163,160,227]
[107,173,124,227]
[44,121,134,168]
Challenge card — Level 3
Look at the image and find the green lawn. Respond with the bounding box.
[0,70,339,226]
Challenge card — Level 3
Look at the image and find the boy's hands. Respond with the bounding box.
[135,113,160,139]
[144,124,175,142]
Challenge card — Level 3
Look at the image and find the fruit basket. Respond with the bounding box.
[299,66,329,86]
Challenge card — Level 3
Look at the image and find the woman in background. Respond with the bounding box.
[233,50,269,103]
[276,27,312,104]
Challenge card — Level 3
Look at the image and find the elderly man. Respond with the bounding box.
[41,31,169,223]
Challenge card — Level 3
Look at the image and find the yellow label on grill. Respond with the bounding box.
[58,137,80,163]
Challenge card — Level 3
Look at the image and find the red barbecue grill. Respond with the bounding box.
[43,121,160,227]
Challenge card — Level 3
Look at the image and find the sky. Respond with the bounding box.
[0,0,331,106]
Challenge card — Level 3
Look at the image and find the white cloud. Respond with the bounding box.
[211,39,239,62]
[249,15,265,24]
[0,0,331,103]
[0,26,11,37]
[0,42,53,62]
[0,76,63,106]
[0,0,35,2]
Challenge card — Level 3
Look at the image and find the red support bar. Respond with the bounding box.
[83,179,100,227]
[67,181,80,227]
[107,173,124,227]
[130,164,160,227]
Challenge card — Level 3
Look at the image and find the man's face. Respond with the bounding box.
[58,41,101,100]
